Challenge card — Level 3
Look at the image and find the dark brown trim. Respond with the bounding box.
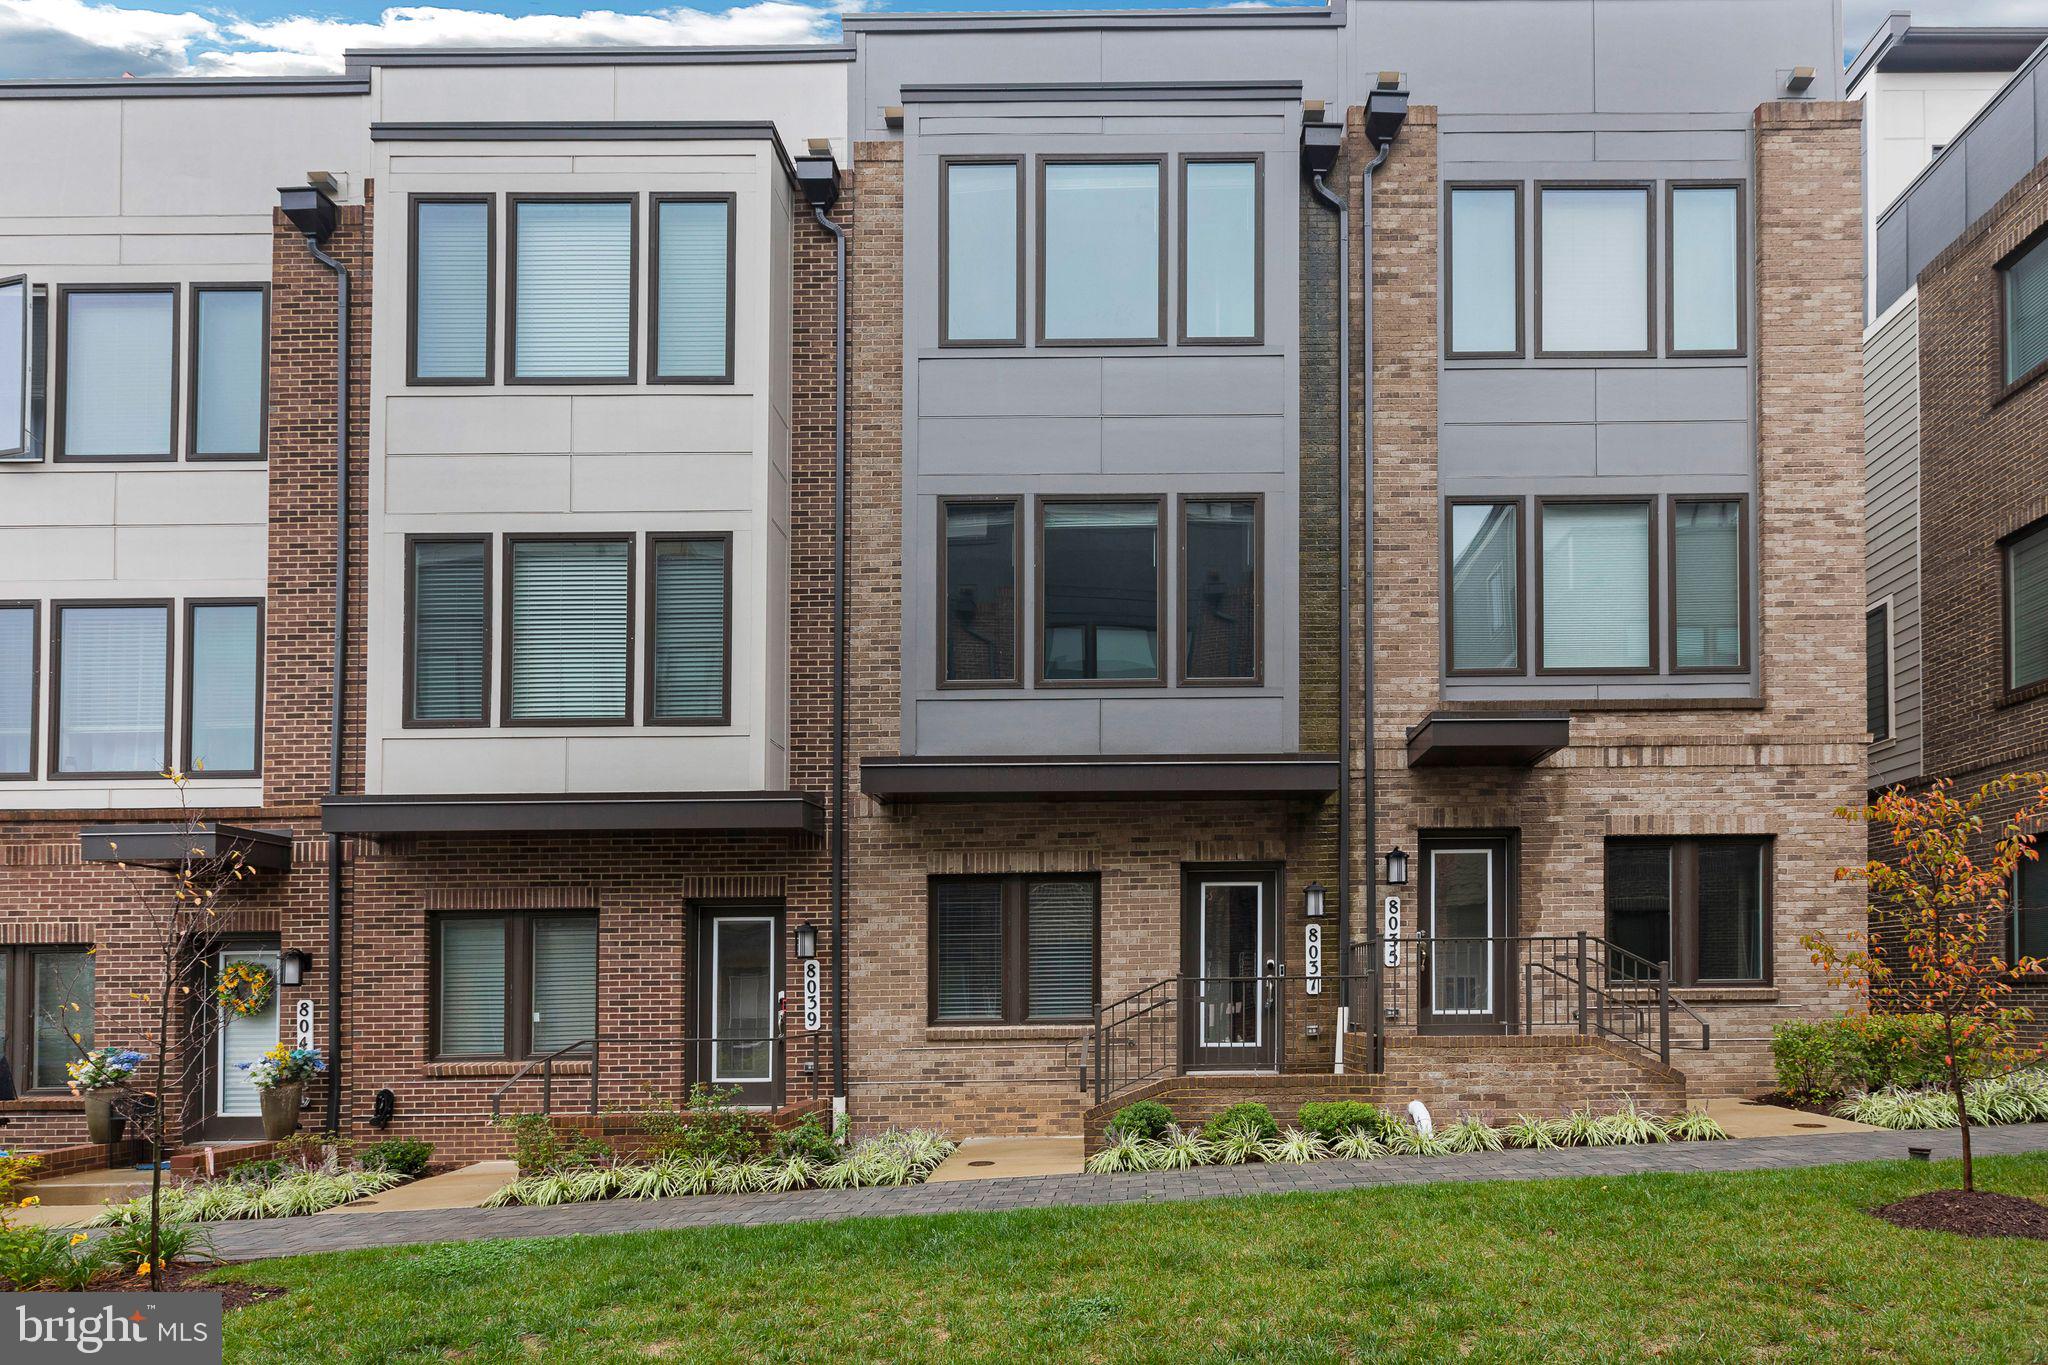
[180,597,264,779]
[48,598,174,779]
[1035,155,1169,347]
[402,533,493,729]
[324,791,823,836]
[2001,515,2048,699]
[1441,496,1525,678]
[406,193,496,387]
[505,193,639,385]
[693,901,785,1104]
[1603,836,1774,987]
[2,944,96,1094]
[1416,832,1518,1034]
[1034,494,1168,688]
[0,274,26,460]
[185,283,271,459]
[51,284,179,463]
[861,753,1338,802]
[1532,497,1658,677]
[926,873,1100,1026]
[1663,180,1748,359]
[1665,493,1751,675]
[499,533,636,727]
[1995,217,2048,404]
[79,822,291,871]
[1176,491,1264,685]
[1533,182,1655,361]
[643,531,733,726]
[429,909,599,1062]
[1177,153,1264,347]
[936,495,1024,689]
[1405,713,1566,769]
[648,192,737,384]
[0,600,38,780]
[937,156,1026,348]
[1442,182,1525,360]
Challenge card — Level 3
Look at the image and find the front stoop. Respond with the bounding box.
[1082,1034,1687,1153]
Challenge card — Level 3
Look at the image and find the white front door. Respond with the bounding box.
[216,949,280,1118]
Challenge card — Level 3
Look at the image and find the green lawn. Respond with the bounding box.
[218,1154,2048,1364]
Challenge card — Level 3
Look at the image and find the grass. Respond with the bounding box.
[215,1153,2048,1363]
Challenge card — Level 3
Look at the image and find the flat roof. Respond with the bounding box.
[1405,714,1569,769]
[79,823,294,872]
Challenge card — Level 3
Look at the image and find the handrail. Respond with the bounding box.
[489,1037,599,1120]
[486,1026,821,1120]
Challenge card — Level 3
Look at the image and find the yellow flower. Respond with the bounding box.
[70,1233,89,1246]
[135,1261,151,1277]
[19,1196,40,1207]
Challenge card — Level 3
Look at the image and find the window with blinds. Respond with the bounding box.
[511,198,633,381]
[2004,230,2048,388]
[1447,501,1520,674]
[1539,502,1651,671]
[941,500,1019,685]
[1026,882,1096,1020]
[187,602,260,775]
[59,288,175,460]
[942,160,1021,345]
[1041,161,1163,343]
[436,917,507,1057]
[2008,523,2048,691]
[649,536,729,723]
[1606,838,1770,985]
[0,276,24,458]
[530,916,598,1054]
[408,538,489,725]
[0,605,31,777]
[1182,159,1259,343]
[1669,185,1742,355]
[932,881,1003,1022]
[31,950,93,1090]
[653,197,732,381]
[1866,605,1891,741]
[506,539,629,723]
[2016,858,2048,961]
[55,603,168,776]
[1447,186,1520,356]
[191,287,266,457]
[411,197,492,383]
[1672,500,1742,670]
[1538,186,1650,356]
[1182,498,1258,682]
[930,876,1098,1024]
[1041,501,1162,683]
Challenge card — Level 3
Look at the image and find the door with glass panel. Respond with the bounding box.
[211,946,280,1130]
[1181,869,1279,1071]
[1420,838,1513,1034]
[694,906,781,1106]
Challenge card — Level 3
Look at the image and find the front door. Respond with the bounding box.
[207,945,280,1138]
[693,906,782,1107]
[1181,869,1279,1071]
[1419,837,1513,1034]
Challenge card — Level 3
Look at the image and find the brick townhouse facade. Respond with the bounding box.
[1,0,1876,1162]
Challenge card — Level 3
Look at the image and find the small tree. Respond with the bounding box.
[1812,773,2048,1193]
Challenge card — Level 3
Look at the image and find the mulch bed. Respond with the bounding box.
[1752,1092,1842,1119]
[1873,1190,2048,1241]
[1,1264,289,1311]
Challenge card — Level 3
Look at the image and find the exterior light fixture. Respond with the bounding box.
[1304,882,1326,919]
[278,948,311,986]
[794,923,819,959]
[1384,847,1410,887]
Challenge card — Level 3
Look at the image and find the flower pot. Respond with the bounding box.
[83,1091,126,1146]
[259,1082,304,1141]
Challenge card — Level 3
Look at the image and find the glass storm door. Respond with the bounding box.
[215,948,279,1119]
[696,909,781,1105]
[1183,872,1278,1071]
[1422,843,1508,1032]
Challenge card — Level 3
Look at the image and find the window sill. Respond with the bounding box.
[422,1059,592,1080]
[0,1095,86,1114]
[1672,986,1780,1004]
[925,1024,1092,1043]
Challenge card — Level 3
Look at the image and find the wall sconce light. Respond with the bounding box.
[278,948,311,987]
[794,923,819,959]
[1303,882,1326,919]
[1384,847,1410,887]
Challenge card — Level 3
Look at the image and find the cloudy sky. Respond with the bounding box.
[1,0,2044,81]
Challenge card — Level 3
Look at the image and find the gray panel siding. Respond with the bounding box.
[1864,300,1923,789]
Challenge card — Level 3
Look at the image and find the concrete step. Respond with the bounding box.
[23,1167,160,1207]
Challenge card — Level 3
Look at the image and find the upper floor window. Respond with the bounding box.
[2003,226,2048,392]
[185,601,261,776]
[2007,519,2048,692]
[410,196,493,384]
[940,159,1023,346]
[0,604,34,778]
[1039,159,1165,345]
[1670,498,1744,672]
[929,875,1097,1024]
[1446,500,1521,675]
[0,276,24,458]
[56,286,176,461]
[2,947,95,1090]
[1537,499,1653,673]
[1180,157,1261,344]
[1445,185,1521,358]
[189,285,268,459]
[1537,185,1651,358]
[52,602,170,777]
[504,537,632,724]
[406,537,491,727]
[1040,499,1163,685]
[509,197,635,383]
[651,196,734,383]
[647,535,731,724]
[1667,184,1743,356]
[1182,497,1259,683]
[939,498,1020,687]
[1606,838,1770,985]
[1866,603,1892,742]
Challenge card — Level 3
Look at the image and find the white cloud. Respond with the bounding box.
[1845,0,2048,54]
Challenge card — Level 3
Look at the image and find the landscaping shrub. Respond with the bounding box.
[499,1113,613,1175]
[1296,1100,1398,1145]
[227,1158,288,1185]
[98,1217,213,1276]
[360,1140,435,1179]
[1771,1014,1948,1100]
[1108,1100,1174,1141]
[0,1225,111,1291]
[772,1112,841,1165]
[1200,1102,1278,1144]
[482,1129,958,1206]
[638,1085,768,1165]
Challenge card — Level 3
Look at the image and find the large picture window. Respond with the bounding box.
[184,601,261,776]
[0,603,34,778]
[407,537,490,726]
[1445,500,1521,675]
[1605,838,1770,985]
[56,286,176,461]
[509,196,635,383]
[647,535,730,724]
[504,537,632,724]
[1,948,94,1090]
[52,602,170,776]
[1181,497,1259,683]
[1670,498,1743,671]
[2007,520,2048,692]
[651,195,733,382]
[188,285,267,458]
[1180,157,1260,344]
[940,499,1020,687]
[1446,185,1521,357]
[1538,501,1653,673]
[929,876,1097,1024]
[1038,159,1165,344]
[1537,185,1651,357]
[1667,183,1743,356]
[409,196,493,384]
[940,159,1023,346]
[1039,500,1163,685]
[433,913,597,1060]
[2003,226,2048,391]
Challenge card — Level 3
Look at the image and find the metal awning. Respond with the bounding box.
[79,823,294,872]
[860,754,1339,803]
[321,792,823,836]
[1405,713,1569,769]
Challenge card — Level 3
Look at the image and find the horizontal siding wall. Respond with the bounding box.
[1864,296,1923,788]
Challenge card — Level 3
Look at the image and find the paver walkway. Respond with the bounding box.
[203,1121,2048,1262]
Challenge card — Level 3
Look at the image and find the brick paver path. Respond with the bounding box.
[206,1122,2048,1262]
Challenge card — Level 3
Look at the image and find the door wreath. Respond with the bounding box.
[216,959,276,1018]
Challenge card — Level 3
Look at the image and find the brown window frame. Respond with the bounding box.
[2,945,96,1093]
[1177,153,1265,347]
[937,496,1024,690]
[185,282,271,460]
[52,283,180,463]
[1035,155,1169,348]
[407,193,497,388]
[648,193,737,384]
[1996,218,2048,403]
[1035,494,1169,689]
[1664,180,1748,360]
[1666,493,1750,675]
[926,874,1100,1026]
[499,533,637,728]
[1533,496,1659,677]
[1533,182,1656,361]
[505,193,640,386]
[2001,516,2048,702]
[2013,856,2048,964]
[403,533,493,730]
[428,910,598,1062]
[1443,182,1525,360]
[48,598,174,779]
[938,157,1026,349]
[1604,837,1773,987]
[1442,497,1526,678]
[644,531,734,726]
[180,597,264,780]
[0,600,39,781]
[1177,492,1264,685]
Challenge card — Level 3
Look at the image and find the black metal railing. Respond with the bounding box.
[487,1026,826,1119]
[1087,970,1372,1105]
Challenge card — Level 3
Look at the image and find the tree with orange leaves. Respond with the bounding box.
[1811,773,2048,1192]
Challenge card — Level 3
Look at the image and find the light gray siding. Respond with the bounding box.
[1865,297,1923,789]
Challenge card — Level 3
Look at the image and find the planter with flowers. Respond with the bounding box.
[241,1046,324,1141]
[66,1048,145,1145]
